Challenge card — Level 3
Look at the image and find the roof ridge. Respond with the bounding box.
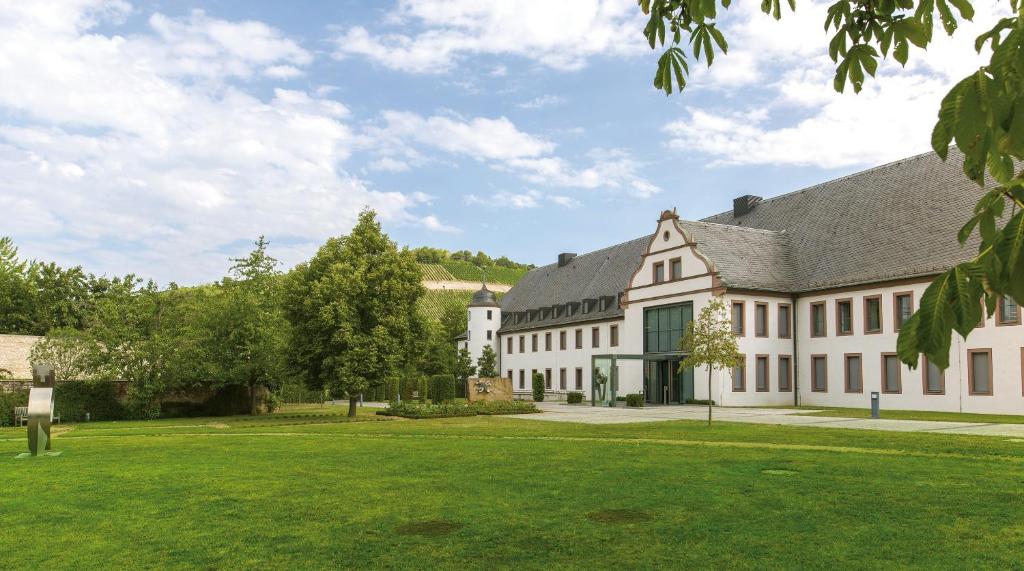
[526,233,654,273]
[681,219,787,235]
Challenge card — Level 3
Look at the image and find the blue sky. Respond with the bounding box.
[0,0,1003,284]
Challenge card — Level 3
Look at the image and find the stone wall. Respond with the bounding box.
[0,334,40,380]
[466,377,513,402]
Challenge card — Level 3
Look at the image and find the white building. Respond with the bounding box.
[480,150,1023,414]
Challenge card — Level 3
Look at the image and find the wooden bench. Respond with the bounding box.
[14,406,28,427]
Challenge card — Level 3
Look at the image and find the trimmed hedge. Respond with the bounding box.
[54,381,125,422]
[566,391,584,404]
[378,400,538,419]
[625,393,644,408]
[685,399,717,406]
[469,400,538,415]
[532,372,545,402]
[0,389,29,427]
[429,374,456,404]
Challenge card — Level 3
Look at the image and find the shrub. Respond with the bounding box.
[532,372,545,402]
[469,400,539,415]
[378,402,476,419]
[264,392,281,413]
[429,374,456,404]
[418,377,428,403]
[54,380,126,422]
[625,393,644,408]
[566,391,584,404]
[0,389,29,426]
[685,399,717,406]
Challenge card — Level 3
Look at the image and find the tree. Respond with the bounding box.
[477,344,498,377]
[207,237,289,415]
[453,347,477,389]
[29,327,94,381]
[679,297,743,425]
[285,210,424,417]
[640,0,1024,371]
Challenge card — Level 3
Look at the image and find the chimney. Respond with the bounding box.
[733,195,762,217]
[557,252,577,267]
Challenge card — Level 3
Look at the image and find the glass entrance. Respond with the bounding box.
[645,360,694,404]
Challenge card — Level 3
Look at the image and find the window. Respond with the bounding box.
[836,298,853,335]
[810,302,826,337]
[559,330,567,350]
[670,258,682,280]
[467,330,471,341]
[506,369,512,381]
[882,353,902,394]
[591,327,600,348]
[997,296,1020,326]
[732,355,746,391]
[575,368,583,391]
[894,292,914,331]
[844,354,863,393]
[754,303,768,337]
[923,356,944,395]
[778,355,792,391]
[519,335,525,353]
[755,355,769,392]
[778,304,792,339]
[487,310,492,320]
[575,329,583,349]
[968,349,993,395]
[811,355,828,392]
[559,368,567,390]
[486,330,492,341]
[610,325,619,347]
[864,295,882,334]
[467,309,471,322]
[507,337,513,354]
[644,303,693,353]
[519,370,525,389]
[732,301,745,336]
[531,334,538,352]
[545,332,552,351]
[653,262,665,283]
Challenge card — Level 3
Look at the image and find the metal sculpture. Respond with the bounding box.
[27,364,56,456]
[474,379,493,394]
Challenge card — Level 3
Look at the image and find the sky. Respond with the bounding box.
[0,0,1006,285]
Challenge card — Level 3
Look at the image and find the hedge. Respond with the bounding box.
[566,391,584,404]
[429,374,456,404]
[0,389,29,427]
[378,400,538,419]
[54,381,125,422]
[532,372,545,402]
[469,400,538,415]
[625,393,644,408]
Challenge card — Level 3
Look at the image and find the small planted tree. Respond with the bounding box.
[453,347,476,392]
[679,297,743,425]
[532,372,545,402]
[476,345,497,378]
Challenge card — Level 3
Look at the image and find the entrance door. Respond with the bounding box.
[680,365,694,403]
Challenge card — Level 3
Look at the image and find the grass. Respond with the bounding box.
[2,406,1024,569]
[795,406,1024,424]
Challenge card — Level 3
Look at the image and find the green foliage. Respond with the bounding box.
[626,393,645,408]
[378,401,476,419]
[640,0,1024,371]
[453,347,476,388]
[567,391,584,404]
[29,327,94,381]
[418,289,473,321]
[440,260,527,285]
[418,376,428,403]
[532,372,545,402]
[467,400,539,415]
[476,345,498,378]
[680,298,743,424]
[0,388,28,426]
[429,374,457,404]
[53,381,125,422]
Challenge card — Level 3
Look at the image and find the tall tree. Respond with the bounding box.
[476,345,498,378]
[679,297,743,425]
[640,0,1024,370]
[453,347,477,391]
[285,210,424,417]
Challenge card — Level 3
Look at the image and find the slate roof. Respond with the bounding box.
[498,149,987,331]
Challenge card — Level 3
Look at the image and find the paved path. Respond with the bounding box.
[514,402,1024,438]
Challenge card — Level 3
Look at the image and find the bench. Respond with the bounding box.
[14,406,27,426]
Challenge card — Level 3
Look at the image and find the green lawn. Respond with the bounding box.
[2,406,1023,569]
[795,406,1024,424]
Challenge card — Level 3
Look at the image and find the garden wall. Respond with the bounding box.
[0,334,40,380]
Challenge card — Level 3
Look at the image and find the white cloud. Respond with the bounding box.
[666,0,1009,168]
[0,1,442,284]
[420,214,461,233]
[505,149,662,197]
[464,189,580,209]
[332,0,646,73]
[371,111,555,160]
[516,95,566,110]
[368,157,412,172]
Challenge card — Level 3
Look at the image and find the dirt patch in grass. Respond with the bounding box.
[762,468,799,476]
[395,520,464,536]
[586,509,653,524]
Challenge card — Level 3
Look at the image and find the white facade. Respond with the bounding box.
[488,211,1024,414]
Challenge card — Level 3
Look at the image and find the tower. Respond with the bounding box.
[466,283,501,371]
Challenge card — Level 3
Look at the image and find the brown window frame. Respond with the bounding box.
[778,355,792,392]
[559,330,567,350]
[575,367,583,391]
[669,257,683,280]
[545,332,552,351]
[844,353,863,394]
[506,369,512,381]
[575,329,583,349]
[881,353,903,394]
[754,302,769,338]
[732,301,745,336]
[559,368,567,390]
[518,370,525,389]
[778,303,792,339]
[755,354,770,392]
[811,354,828,392]
[519,335,525,352]
[810,301,827,338]
[863,295,883,334]
[732,354,747,392]
[544,368,552,389]
[610,324,619,347]
[531,334,538,352]
[996,296,1021,326]
[652,261,665,284]
[922,355,945,395]
[507,337,513,354]
[835,298,854,336]
[591,326,600,348]
[893,291,914,332]
[967,348,993,396]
